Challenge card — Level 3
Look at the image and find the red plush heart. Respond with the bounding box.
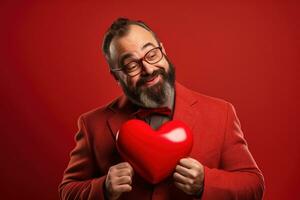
[116,119,193,184]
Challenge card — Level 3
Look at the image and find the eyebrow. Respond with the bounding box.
[141,42,155,50]
[119,42,156,66]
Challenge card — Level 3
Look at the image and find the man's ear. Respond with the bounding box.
[160,42,167,55]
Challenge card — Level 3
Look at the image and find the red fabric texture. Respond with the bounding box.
[59,82,264,199]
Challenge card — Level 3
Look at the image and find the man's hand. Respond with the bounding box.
[173,157,204,196]
[105,162,134,200]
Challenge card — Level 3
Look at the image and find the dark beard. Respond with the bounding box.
[119,59,175,108]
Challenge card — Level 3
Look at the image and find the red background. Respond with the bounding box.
[0,1,299,199]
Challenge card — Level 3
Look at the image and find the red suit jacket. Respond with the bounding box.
[59,82,264,200]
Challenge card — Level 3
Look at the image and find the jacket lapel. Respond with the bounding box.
[172,82,199,131]
[106,95,137,141]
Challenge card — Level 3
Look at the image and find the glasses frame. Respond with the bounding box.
[110,46,164,77]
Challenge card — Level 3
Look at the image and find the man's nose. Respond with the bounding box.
[140,60,155,75]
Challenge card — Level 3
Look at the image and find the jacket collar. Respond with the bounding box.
[106,82,199,140]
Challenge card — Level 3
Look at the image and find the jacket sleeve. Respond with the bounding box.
[58,116,107,200]
[201,103,265,200]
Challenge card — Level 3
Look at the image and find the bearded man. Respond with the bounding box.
[59,18,264,200]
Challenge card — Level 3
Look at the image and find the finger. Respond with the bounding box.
[114,184,132,193]
[175,165,197,179]
[174,182,193,195]
[174,181,185,191]
[114,168,132,177]
[188,157,201,165]
[115,162,132,169]
[186,158,203,170]
[179,158,199,169]
[173,172,194,185]
[114,176,132,185]
[116,162,134,176]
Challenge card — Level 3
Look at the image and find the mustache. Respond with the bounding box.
[136,68,166,87]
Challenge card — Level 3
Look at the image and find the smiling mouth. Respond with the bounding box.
[144,74,160,87]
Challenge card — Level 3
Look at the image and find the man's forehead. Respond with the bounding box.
[110,25,158,59]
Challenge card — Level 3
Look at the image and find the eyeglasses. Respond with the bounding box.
[110,46,164,77]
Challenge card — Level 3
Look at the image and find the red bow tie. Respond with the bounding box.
[133,107,172,119]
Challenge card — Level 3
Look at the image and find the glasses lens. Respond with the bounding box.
[145,48,162,64]
[123,47,163,77]
[125,61,141,77]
